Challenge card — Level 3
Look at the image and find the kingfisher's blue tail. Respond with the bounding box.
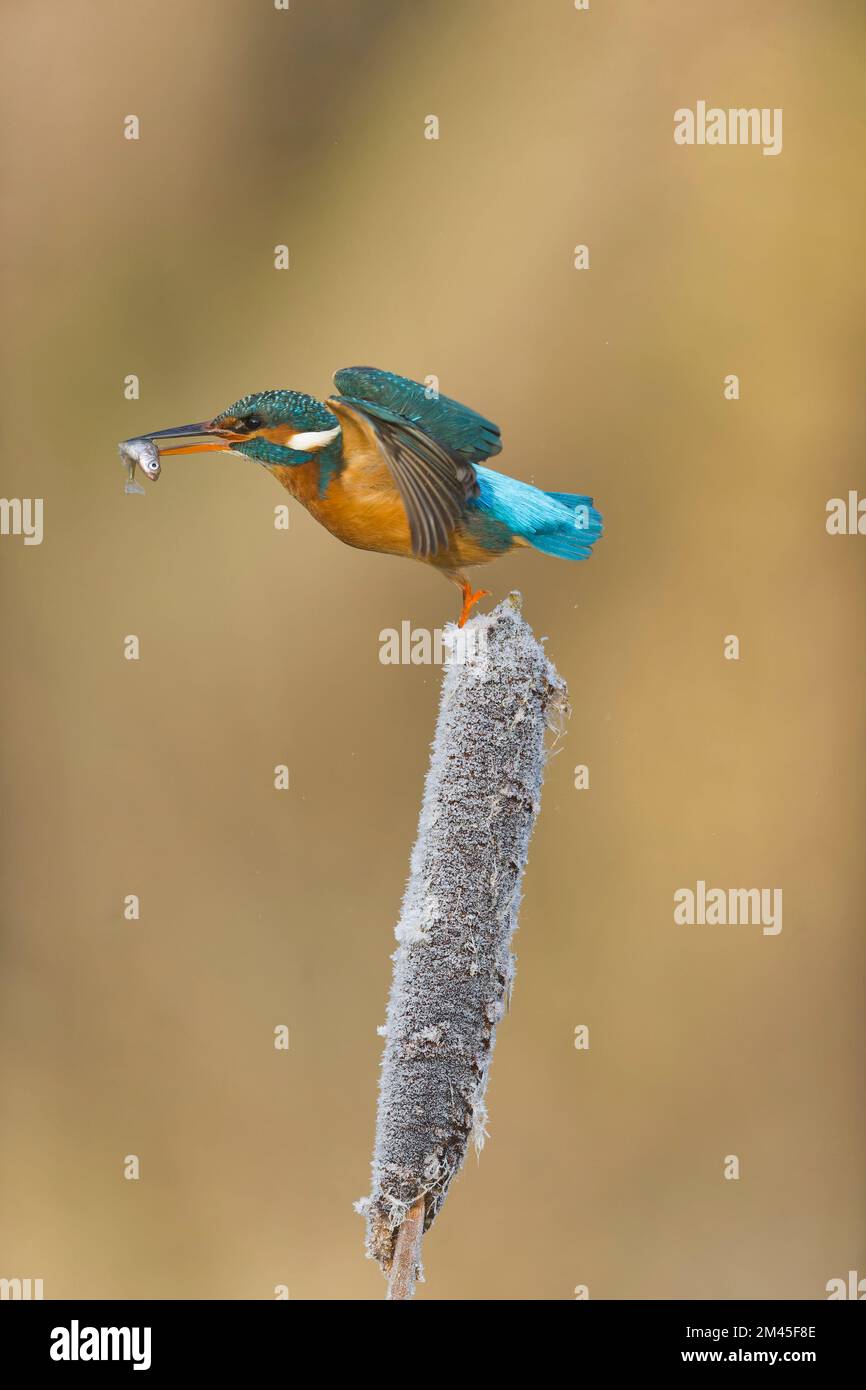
[530,490,603,559]
[473,467,603,561]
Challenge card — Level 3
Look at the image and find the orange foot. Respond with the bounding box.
[457,581,490,628]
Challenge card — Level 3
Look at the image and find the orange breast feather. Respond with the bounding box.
[266,399,515,572]
[271,399,415,559]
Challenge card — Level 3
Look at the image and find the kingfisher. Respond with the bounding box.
[130,366,603,625]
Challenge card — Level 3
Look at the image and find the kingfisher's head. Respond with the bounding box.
[142,390,341,466]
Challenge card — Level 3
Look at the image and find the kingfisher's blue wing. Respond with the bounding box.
[331,368,489,557]
[333,366,502,464]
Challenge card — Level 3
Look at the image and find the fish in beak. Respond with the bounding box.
[118,420,245,493]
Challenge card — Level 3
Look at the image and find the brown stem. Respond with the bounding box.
[387,1197,426,1301]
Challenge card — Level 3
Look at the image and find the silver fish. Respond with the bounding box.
[119,437,161,494]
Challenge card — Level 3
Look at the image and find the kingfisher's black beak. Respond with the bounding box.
[136,421,240,456]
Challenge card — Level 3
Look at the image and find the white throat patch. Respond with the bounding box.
[288,425,341,452]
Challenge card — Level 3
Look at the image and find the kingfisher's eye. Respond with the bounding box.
[242,415,263,432]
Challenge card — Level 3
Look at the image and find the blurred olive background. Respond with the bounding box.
[1,0,864,1301]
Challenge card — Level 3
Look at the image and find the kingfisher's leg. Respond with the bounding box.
[456,575,490,628]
